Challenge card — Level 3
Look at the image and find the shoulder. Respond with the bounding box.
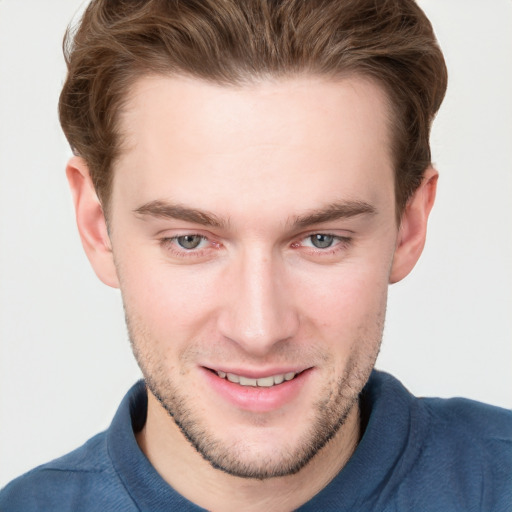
[370,370,512,444]
[407,395,512,511]
[420,395,512,451]
[422,396,512,468]
[0,432,136,512]
[364,372,512,511]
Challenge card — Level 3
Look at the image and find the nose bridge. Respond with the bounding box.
[219,245,298,354]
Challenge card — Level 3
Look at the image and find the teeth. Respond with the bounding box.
[273,374,284,385]
[216,371,297,387]
[255,376,274,387]
[239,376,257,386]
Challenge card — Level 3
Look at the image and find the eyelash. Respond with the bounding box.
[159,233,352,259]
[291,234,352,253]
[160,234,215,259]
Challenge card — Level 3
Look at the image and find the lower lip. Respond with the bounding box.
[201,368,312,413]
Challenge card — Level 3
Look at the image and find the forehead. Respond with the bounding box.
[113,74,395,220]
[121,73,392,152]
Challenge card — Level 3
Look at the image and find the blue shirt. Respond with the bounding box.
[1,371,511,511]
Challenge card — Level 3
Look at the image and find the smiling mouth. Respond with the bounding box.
[212,370,300,388]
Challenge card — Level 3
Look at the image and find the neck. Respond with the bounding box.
[136,391,360,512]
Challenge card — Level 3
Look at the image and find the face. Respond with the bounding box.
[108,75,399,479]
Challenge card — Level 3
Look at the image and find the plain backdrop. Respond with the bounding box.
[1,0,511,488]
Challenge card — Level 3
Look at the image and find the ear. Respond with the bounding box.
[66,156,119,288]
[389,166,438,284]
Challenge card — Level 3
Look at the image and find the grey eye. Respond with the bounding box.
[176,235,204,249]
[310,234,335,249]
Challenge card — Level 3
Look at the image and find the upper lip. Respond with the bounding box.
[203,366,312,378]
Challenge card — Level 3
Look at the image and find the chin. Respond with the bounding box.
[144,361,361,480]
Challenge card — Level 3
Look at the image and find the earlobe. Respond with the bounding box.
[66,156,120,288]
[389,167,438,284]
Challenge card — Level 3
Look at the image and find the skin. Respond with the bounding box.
[67,75,437,511]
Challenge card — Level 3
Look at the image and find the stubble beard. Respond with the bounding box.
[126,313,383,480]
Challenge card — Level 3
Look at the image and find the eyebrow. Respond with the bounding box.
[291,201,377,229]
[134,200,227,228]
[133,199,376,230]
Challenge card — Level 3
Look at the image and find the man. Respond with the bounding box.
[1,0,510,510]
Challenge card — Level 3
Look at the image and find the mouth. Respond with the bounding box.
[204,367,307,388]
[213,370,300,388]
[202,367,312,412]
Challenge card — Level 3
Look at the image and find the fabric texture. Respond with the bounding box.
[1,371,511,511]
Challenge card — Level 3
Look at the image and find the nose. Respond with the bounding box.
[218,248,300,356]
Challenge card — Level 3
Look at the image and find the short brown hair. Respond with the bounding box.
[59,0,447,220]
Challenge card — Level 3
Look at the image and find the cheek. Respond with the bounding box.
[116,254,221,337]
[298,267,388,384]
[297,262,389,328]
